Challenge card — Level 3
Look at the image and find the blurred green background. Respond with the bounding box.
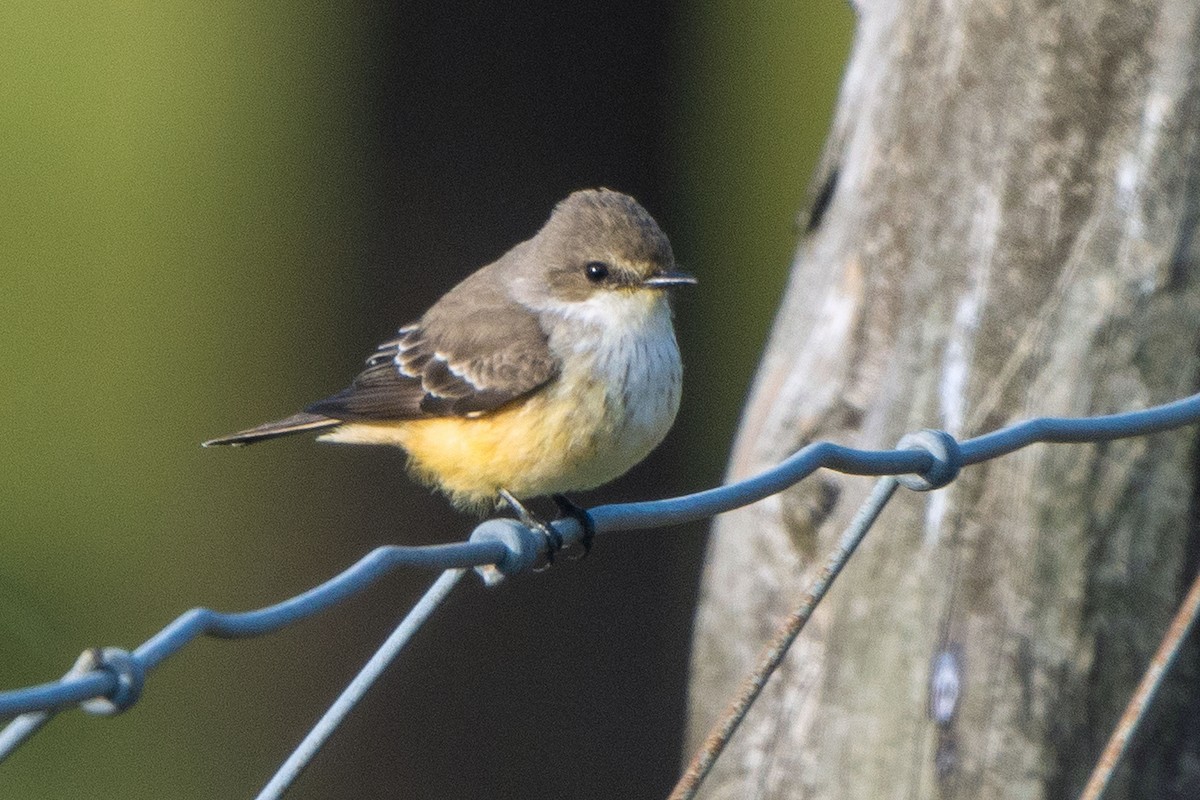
[0,2,851,797]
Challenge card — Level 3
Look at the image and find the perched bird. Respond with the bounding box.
[204,188,694,556]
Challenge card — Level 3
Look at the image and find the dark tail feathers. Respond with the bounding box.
[202,412,338,447]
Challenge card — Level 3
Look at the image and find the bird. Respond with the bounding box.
[204,188,694,558]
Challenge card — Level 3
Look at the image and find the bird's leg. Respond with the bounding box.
[552,494,595,559]
[498,488,563,567]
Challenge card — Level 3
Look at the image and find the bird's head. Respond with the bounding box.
[523,189,696,314]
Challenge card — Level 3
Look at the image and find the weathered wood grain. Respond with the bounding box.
[688,2,1200,797]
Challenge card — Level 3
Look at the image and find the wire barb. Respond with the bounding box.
[895,429,962,490]
[75,648,144,716]
[469,518,550,585]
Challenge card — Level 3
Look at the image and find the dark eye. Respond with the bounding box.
[584,261,610,282]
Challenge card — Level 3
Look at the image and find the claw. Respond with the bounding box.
[553,494,596,559]
[498,489,563,569]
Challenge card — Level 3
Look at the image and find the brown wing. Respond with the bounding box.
[306,267,559,421]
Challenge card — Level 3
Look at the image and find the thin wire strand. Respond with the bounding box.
[669,477,900,800]
[0,543,505,760]
[1077,566,1200,800]
[0,708,51,756]
[0,391,1199,781]
[6,392,1199,726]
[256,569,466,800]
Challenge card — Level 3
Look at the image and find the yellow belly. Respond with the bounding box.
[320,296,684,513]
[320,375,643,512]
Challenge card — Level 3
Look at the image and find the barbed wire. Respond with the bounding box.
[2,391,1199,798]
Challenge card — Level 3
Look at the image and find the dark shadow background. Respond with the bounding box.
[0,3,852,797]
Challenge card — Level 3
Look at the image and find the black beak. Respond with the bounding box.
[642,269,698,288]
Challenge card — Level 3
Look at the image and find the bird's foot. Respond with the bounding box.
[552,494,595,559]
[498,489,563,569]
